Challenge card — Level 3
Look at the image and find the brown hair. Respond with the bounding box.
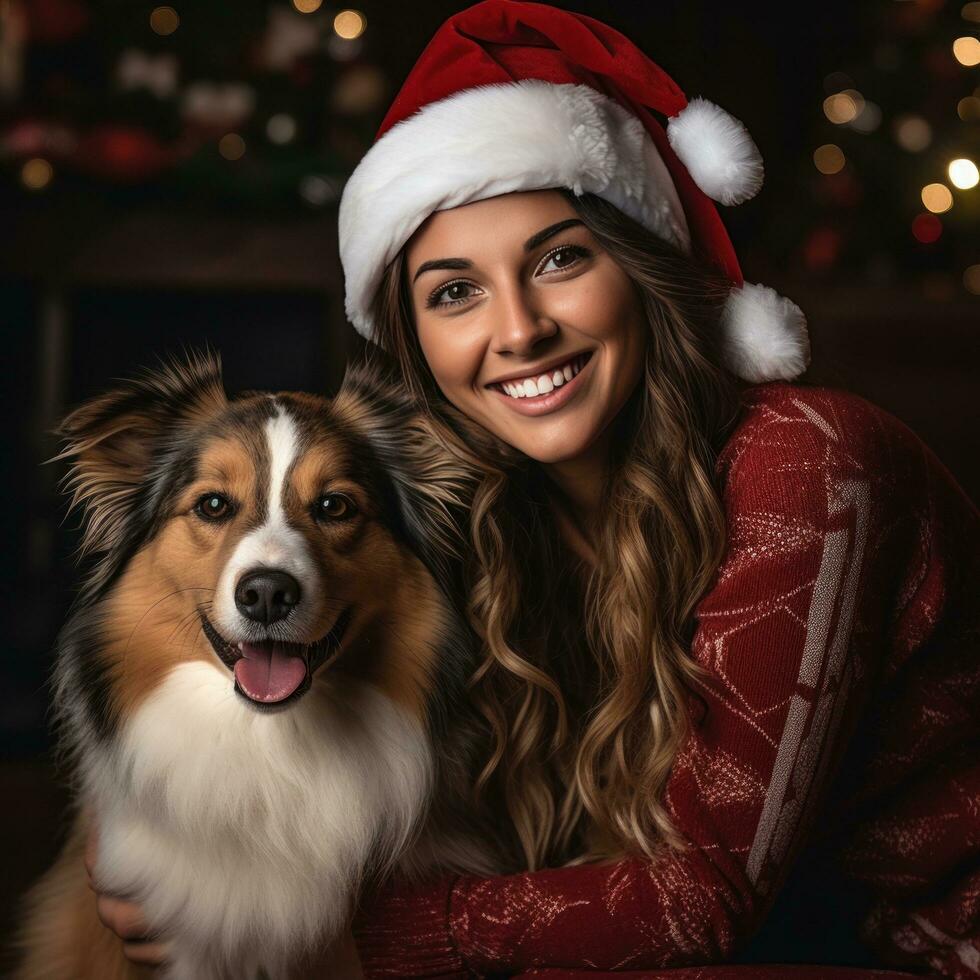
[367,191,745,869]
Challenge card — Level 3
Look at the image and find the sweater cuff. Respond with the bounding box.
[352,872,468,979]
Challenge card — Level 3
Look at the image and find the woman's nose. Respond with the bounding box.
[490,285,558,354]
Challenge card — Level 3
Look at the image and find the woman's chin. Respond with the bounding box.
[497,426,599,466]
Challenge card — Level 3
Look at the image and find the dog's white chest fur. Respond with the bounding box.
[83,661,432,980]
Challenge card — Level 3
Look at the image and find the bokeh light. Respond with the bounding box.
[150,6,179,36]
[948,158,980,188]
[850,100,882,133]
[964,2,980,21]
[299,174,341,206]
[952,36,980,65]
[333,10,366,39]
[218,133,246,160]
[963,264,980,294]
[266,114,297,145]
[911,213,943,243]
[893,115,932,151]
[823,90,863,124]
[958,96,980,120]
[921,183,953,213]
[292,0,323,11]
[813,144,846,174]
[21,158,53,190]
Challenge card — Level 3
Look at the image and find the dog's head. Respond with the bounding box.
[56,350,478,740]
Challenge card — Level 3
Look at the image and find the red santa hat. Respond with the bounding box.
[338,0,810,384]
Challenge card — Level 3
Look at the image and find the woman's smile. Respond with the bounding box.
[486,349,593,416]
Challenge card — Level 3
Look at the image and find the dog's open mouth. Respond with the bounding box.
[200,607,353,708]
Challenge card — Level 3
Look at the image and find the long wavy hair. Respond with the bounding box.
[365,190,746,871]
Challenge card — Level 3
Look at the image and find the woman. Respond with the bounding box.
[88,2,979,977]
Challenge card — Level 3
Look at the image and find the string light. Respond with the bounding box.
[911,213,942,243]
[218,133,246,160]
[813,144,845,174]
[292,0,322,11]
[893,115,932,151]
[948,157,980,188]
[150,6,179,36]
[21,158,52,190]
[333,10,366,39]
[921,182,953,212]
[952,36,980,65]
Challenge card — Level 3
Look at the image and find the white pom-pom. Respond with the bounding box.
[666,97,764,206]
[720,282,810,383]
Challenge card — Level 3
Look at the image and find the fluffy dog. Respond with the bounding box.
[14,351,498,979]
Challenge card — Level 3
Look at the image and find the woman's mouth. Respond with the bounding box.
[487,351,593,417]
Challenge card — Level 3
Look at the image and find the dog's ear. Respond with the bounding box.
[55,348,227,566]
[334,355,480,597]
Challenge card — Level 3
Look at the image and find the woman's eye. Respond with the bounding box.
[427,279,479,309]
[195,493,234,522]
[537,245,589,275]
[315,493,356,521]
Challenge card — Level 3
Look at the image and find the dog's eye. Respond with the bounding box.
[195,493,234,522]
[315,493,355,521]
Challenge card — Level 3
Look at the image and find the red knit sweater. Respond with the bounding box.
[352,382,980,980]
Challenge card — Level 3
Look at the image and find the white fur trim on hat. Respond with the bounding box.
[720,282,810,382]
[666,97,764,206]
[339,80,691,344]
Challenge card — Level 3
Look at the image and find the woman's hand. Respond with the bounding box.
[84,819,172,969]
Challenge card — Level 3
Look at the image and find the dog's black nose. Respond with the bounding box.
[235,570,301,625]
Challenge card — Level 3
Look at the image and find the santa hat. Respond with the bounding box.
[338,0,810,384]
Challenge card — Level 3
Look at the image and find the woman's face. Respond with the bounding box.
[405,190,647,465]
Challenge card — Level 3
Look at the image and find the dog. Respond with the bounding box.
[13,350,500,979]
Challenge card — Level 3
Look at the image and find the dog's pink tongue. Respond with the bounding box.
[234,643,306,703]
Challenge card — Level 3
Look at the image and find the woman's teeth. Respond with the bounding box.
[496,353,588,399]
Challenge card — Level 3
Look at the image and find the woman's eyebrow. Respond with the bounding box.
[412,257,471,283]
[411,219,586,284]
[523,218,584,253]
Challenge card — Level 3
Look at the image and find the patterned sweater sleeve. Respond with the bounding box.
[352,385,957,978]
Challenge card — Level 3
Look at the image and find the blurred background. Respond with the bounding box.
[1,0,977,950]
